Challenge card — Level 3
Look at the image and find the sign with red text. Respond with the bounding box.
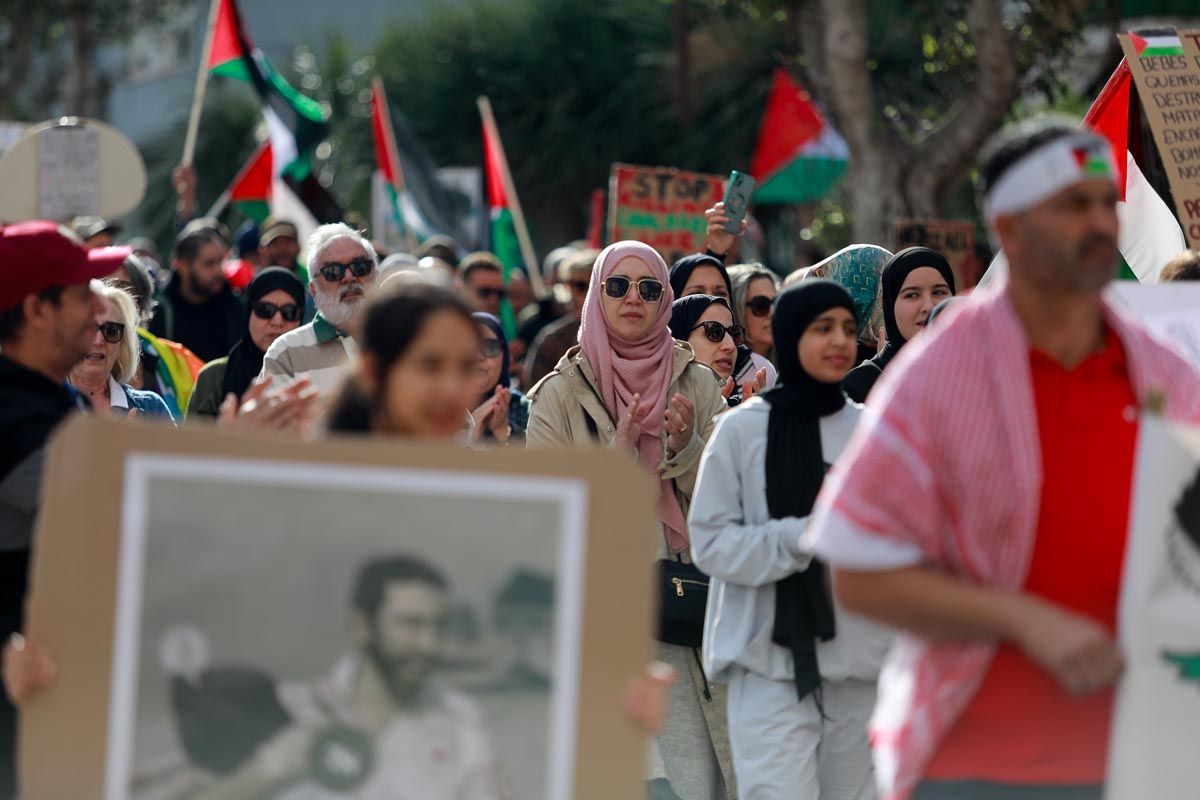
[1119,30,1200,249]
[608,164,726,265]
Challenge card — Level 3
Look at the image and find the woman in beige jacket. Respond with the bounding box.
[526,241,734,800]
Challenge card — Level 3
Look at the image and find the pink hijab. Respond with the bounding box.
[578,241,688,551]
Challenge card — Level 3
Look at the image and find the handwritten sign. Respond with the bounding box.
[608,164,726,265]
[1119,30,1200,249]
[38,124,100,220]
[892,218,979,289]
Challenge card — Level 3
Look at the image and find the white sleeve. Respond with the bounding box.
[688,413,812,586]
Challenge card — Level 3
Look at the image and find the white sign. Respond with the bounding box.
[38,124,101,219]
[1107,283,1200,368]
[1107,417,1200,799]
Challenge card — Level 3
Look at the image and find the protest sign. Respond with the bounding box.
[1107,282,1200,367]
[0,117,146,222]
[1119,30,1200,248]
[1107,417,1200,799]
[608,163,726,265]
[891,218,979,289]
[21,416,656,800]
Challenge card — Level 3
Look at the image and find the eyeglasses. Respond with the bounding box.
[476,287,509,301]
[317,258,374,283]
[96,321,125,344]
[252,301,302,323]
[480,338,504,358]
[691,321,744,344]
[569,280,591,293]
[746,295,775,318]
[603,276,664,303]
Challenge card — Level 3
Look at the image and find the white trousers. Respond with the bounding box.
[725,668,877,800]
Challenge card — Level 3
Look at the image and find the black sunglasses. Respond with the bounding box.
[480,338,504,358]
[691,321,744,344]
[252,301,302,323]
[476,287,509,301]
[317,257,374,283]
[603,276,664,303]
[569,280,591,293]
[96,321,125,344]
[746,295,775,318]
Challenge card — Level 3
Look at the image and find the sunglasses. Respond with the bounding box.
[603,276,665,303]
[691,321,744,344]
[480,338,504,358]
[252,301,302,323]
[96,321,125,344]
[476,287,509,301]
[746,295,775,318]
[317,258,374,283]
[569,280,591,293]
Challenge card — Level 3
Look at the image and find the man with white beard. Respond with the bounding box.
[259,224,377,396]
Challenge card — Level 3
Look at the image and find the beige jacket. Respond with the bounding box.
[526,342,726,521]
[526,342,737,798]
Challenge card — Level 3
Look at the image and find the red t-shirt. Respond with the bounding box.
[924,327,1139,785]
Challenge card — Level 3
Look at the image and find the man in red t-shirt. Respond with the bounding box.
[808,117,1200,800]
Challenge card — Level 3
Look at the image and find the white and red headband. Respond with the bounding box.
[984,133,1117,225]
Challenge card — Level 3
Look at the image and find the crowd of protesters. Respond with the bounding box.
[2,113,1200,800]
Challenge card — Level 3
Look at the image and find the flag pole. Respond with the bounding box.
[373,77,418,255]
[476,96,544,297]
[182,0,221,166]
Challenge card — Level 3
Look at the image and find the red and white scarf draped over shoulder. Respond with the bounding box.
[807,277,1200,800]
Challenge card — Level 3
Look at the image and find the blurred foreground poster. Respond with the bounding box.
[1108,416,1200,799]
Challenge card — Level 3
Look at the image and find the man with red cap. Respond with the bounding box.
[0,221,130,794]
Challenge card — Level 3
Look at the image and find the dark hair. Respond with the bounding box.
[0,285,65,342]
[417,235,460,267]
[352,556,448,620]
[173,227,227,263]
[978,115,1080,197]
[1160,251,1200,282]
[326,284,477,433]
[459,252,503,283]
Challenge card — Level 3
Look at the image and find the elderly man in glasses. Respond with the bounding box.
[260,223,378,397]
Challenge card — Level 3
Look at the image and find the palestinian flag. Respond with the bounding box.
[750,68,848,204]
[205,0,328,180]
[1129,30,1184,58]
[482,114,521,337]
[228,140,271,222]
[980,59,1185,287]
[370,77,423,248]
[1083,59,1185,281]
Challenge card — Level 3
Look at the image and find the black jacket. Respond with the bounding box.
[149,273,244,363]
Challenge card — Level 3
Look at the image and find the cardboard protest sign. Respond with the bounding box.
[1107,283,1200,367]
[1119,30,1200,248]
[1107,417,1200,799]
[0,117,146,222]
[608,164,726,265]
[891,218,979,289]
[21,416,657,800]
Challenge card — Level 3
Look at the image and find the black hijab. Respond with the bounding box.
[843,247,955,403]
[473,312,510,398]
[668,253,732,300]
[668,295,730,342]
[762,279,856,703]
[221,268,306,401]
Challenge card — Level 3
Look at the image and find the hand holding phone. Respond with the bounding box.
[722,170,756,234]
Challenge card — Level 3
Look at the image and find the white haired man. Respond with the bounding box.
[259,223,377,396]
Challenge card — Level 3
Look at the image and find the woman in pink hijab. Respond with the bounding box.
[527,241,733,800]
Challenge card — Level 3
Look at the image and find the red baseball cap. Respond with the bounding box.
[0,220,132,312]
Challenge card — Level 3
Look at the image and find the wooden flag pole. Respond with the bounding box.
[373,76,418,255]
[182,0,222,166]
[476,95,545,297]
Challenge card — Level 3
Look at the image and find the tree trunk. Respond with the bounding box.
[67,0,99,117]
[818,0,1022,246]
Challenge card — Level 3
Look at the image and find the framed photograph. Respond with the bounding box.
[21,417,657,800]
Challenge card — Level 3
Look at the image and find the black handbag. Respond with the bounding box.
[656,557,710,647]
